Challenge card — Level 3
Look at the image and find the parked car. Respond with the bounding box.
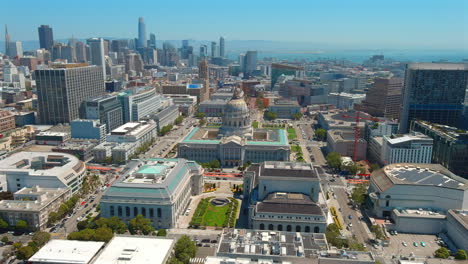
[402,242,408,247]
[413,242,418,247]
[420,242,426,247]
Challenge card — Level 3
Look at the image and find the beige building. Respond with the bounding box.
[0,186,71,230]
[0,111,15,133]
[327,130,367,160]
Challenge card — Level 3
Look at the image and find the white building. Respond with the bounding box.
[100,158,204,229]
[327,92,365,110]
[381,132,433,165]
[0,152,86,194]
[117,87,168,123]
[93,236,175,264]
[244,162,327,233]
[1,60,26,89]
[106,120,157,145]
[28,240,104,264]
[0,186,70,230]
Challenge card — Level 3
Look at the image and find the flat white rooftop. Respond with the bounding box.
[93,236,174,264]
[28,240,104,264]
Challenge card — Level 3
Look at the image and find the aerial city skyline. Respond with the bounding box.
[0,2,467,264]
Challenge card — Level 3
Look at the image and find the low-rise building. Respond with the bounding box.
[0,152,86,194]
[107,121,156,145]
[100,158,204,229]
[165,94,197,115]
[327,92,365,110]
[447,209,468,252]
[14,111,35,126]
[93,142,136,163]
[93,236,175,264]
[215,228,328,264]
[0,110,16,132]
[267,99,301,119]
[53,140,97,161]
[381,132,433,165]
[71,119,106,143]
[199,99,228,117]
[28,240,105,264]
[327,130,367,161]
[35,131,70,145]
[0,186,70,230]
[244,162,327,233]
[150,104,179,131]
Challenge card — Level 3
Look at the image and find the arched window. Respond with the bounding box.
[268,224,274,230]
[287,225,292,232]
[296,225,301,232]
[126,206,130,217]
[278,224,283,231]
[260,223,265,230]
[141,207,146,217]
[150,208,154,218]
[385,195,391,207]
[134,207,138,217]
[118,206,122,217]
[305,226,310,233]
[110,206,115,216]
[157,208,162,218]
[314,226,320,233]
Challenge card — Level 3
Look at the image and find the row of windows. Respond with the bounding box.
[109,206,162,218]
[259,223,320,233]
[257,214,321,221]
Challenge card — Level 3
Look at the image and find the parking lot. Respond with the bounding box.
[383,233,440,258]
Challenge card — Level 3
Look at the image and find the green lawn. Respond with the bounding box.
[287,128,297,140]
[203,204,230,226]
[252,121,259,129]
[291,145,302,153]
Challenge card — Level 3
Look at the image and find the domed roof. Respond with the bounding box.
[225,88,248,113]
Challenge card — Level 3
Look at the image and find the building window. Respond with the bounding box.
[287,225,292,232]
[134,207,138,217]
[110,206,115,216]
[157,208,162,218]
[150,208,154,217]
[118,206,122,217]
[314,226,320,233]
[260,223,265,230]
[278,224,283,231]
[296,225,301,232]
[305,226,310,233]
[268,224,274,231]
[126,206,130,217]
[141,207,146,217]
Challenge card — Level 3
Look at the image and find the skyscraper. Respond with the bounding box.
[137,17,147,49]
[244,51,258,75]
[36,64,106,125]
[199,45,208,57]
[211,41,218,57]
[38,25,54,50]
[149,33,156,49]
[75,41,87,62]
[87,38,106,78]
[355,77,403,119]
[219,36,225,58]
[4,25,10,57]
[399,63,468,133]
[198,59,210,102]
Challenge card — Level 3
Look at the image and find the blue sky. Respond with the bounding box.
[2,0,467,49]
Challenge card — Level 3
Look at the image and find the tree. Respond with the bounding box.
[157,229,167,236]
[77,220,90,231]
[351,183,368,205]
[292,112,303,120]
[455,249,467,260]
[199,119,206,127]
[93,227,114,242]
[15,220,28,231]
[371,225,385,240]
[32,232,51,247]
[173,235,197,264]
[435,247,450,259]
[264,111,277,120]
[175,115,184,125]
[326,152,342,172]
[195,112,205,119]
[1,236,9,243]
[0,218,8,229]
[129,215,154,235]
[16,246,35,260]
[105,217,127,234]
[13,242,22,249]
[314,128,327,141]
[346,164,359,176]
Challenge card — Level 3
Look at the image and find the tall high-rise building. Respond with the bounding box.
[38,25,54,50]
[211,41,218,57]
[161,42,179,67]
[86,38,106,78]
[199,45,208,57]
[8,41,23,58]
[180,40,193,60]
[36,64,106,125]
[198,59,210,102]
[149,33,156,49]
[399,63,468,133]
[244,51,258,75]
[125,53,144,74]
[355,77,403,119]
[219,36,225,58]
[4,25,10,57]
[137,17,147,49]
[75,41,87,62]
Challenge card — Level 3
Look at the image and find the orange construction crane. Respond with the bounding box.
[341,111,385,161]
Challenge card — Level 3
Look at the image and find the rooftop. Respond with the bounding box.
[0,186,69,211]
[407,63,468,71]
[257,192,324,215]
[448,210,468,230]
[260,162,319,179]
[217,229,328,259]
[93,236,174,264]
[384,132,433,145]
[28,240,104,264]
[110,121,154,136]
[372,163,468,192]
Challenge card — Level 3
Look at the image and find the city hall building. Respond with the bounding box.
[178,89,290,167]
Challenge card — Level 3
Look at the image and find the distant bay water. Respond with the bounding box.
[228,50,468,63]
